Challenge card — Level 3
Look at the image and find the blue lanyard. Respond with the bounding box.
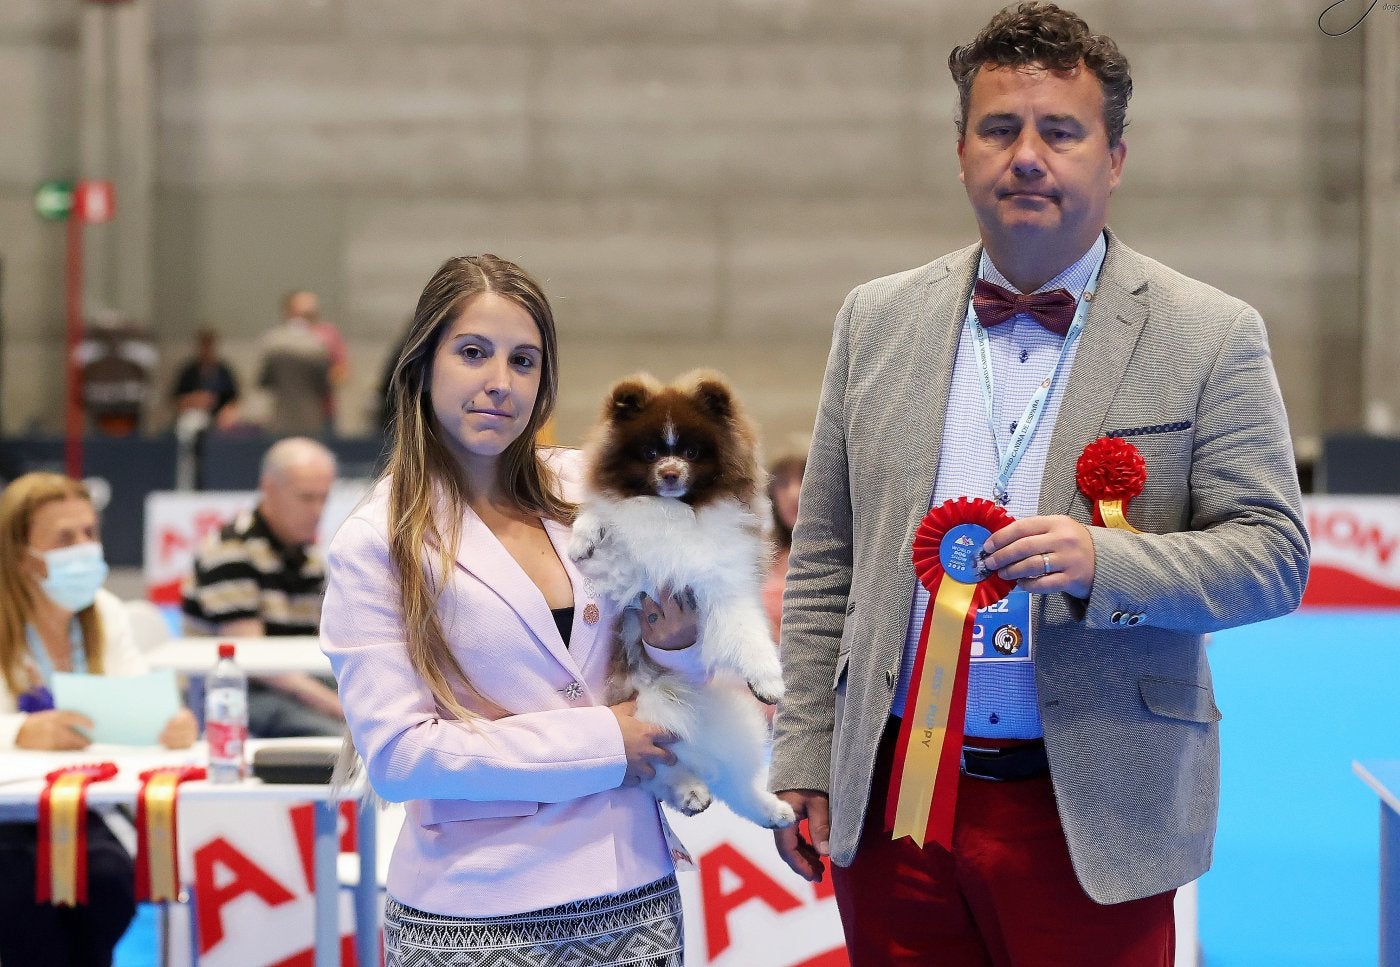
[25,621,88,685]
[968,255,1107,505]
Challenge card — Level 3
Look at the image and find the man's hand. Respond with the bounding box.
[981,514,1096,599]
[16,710,93,751]
[773,789,830,882]
[638,586,699,651]
[609,699,678,786]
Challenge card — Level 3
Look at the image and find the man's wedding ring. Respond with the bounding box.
[1042,553,1053,576]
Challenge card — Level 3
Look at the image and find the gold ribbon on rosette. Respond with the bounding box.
[1076,436,1147,533]
[135,766,206,903]
[36,762,118,905]
[886,497,1015,850]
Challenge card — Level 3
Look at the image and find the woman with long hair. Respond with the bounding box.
[0,472,196,966]
[321,254,699,966]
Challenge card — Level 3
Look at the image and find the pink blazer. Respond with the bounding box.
[321,450,688,917]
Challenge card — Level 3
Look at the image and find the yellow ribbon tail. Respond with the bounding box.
[48,774,85,906]
[1099,498,1140,533]
[892,577,977,844]
[143,774,181,902]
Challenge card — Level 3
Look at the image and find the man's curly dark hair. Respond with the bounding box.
[948,2,1132,148]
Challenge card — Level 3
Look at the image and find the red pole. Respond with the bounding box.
[64,213,83,479]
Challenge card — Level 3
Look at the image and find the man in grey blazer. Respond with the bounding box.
[769,4,1309,964]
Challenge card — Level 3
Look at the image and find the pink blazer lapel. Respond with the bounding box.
[541,517,608,672]
[453,508,582,676]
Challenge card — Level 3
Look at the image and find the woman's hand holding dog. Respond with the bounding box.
[638,586,700,650]
[610,699,678,786]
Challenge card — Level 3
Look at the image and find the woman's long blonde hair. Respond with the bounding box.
[0,473,105,695]
[385,254,573,720]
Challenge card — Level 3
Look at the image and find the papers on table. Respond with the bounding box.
[51,669,181,746]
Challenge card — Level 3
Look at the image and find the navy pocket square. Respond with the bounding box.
[1106,420,1193,439]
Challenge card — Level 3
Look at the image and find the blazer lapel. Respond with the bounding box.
[541,517,607,673]
[904,245,981,535]
[454,509,581,676]
[1041,230,1151,517]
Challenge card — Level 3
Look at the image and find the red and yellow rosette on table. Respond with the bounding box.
[886,497,1016,850]
[1076,436,1146,533]
[135,766,206,903]
[36,762,118,905]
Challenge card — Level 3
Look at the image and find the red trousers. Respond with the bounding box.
[831,724,1176,967]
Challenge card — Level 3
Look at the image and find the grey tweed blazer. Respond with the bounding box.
[769,229,1309,905]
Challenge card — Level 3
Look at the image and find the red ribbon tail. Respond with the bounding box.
[75,817,89,905]
[925,607,976,850]
[35,788,52,904]
[134,776,151,902]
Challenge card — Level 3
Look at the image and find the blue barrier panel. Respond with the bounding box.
[0,435,178,567]
[1201,611,1400,965]
[200,432,388,490]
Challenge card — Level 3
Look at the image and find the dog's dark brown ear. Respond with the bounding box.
[691,378,734,421]
[606,379,654,422]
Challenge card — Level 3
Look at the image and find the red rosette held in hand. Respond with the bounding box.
[911,496,1017,605]
[1076,437,1146,530]
[888,497,1016,850]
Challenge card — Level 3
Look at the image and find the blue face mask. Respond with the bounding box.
[31,541,109,612]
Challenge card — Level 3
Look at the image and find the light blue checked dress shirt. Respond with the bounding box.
[891,232,1106,739]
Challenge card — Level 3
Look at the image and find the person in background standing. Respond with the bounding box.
[257,290,347,436]
[172,327,241,429]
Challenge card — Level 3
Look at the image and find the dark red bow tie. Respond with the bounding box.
[972,279,1078,337]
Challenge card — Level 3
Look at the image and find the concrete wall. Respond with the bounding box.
[0,0,1376,454]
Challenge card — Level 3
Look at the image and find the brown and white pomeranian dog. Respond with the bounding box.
[567,370,795,829]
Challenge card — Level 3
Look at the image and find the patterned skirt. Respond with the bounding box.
[383,874,684,967]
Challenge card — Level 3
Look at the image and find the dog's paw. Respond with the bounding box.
[566,524,608,565]
[674,785,713,816]
[762,797,797,829]
[748,673,785,706]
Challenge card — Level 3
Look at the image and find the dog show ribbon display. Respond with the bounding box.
[887,497,1015,849]
[135,766,206,902]
[36,762,118,905]
[1076,437,1147,532]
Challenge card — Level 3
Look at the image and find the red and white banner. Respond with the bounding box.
[165,799,364,967]
[1301,496,1400,608]
[671,803,847,967]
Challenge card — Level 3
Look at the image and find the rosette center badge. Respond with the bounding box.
[940,524,992,584]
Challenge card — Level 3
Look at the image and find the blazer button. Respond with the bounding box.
[1127,614,1143,626]
[1110,611,1124,625]
[563,681,583,701]
[885,667,896,690]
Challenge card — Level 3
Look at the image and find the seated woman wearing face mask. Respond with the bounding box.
[0,472,197,967]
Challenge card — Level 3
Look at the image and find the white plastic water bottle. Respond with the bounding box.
[204,642,248,783]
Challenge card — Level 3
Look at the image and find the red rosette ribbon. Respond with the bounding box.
[135,765,207,903]
[911,496,1017,605]
[887,497,1015,850]
[37,762,119,905]
[1076,437,1146,531]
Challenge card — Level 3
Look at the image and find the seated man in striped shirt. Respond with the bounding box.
[182,437,343,737]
